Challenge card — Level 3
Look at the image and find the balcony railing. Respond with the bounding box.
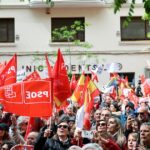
[0,0,143,8]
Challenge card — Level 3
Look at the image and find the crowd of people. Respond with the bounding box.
[0,85,149,150]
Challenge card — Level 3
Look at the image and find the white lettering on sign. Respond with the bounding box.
[7,66,15,74]
[25,91,48,99]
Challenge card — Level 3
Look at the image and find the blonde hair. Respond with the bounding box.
[109,116,126,148]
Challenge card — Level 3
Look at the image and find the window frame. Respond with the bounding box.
[120,16,150,41]
[0,18,15,43]
[51,17,85,42]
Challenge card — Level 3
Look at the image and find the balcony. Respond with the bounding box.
[0,0,106,8]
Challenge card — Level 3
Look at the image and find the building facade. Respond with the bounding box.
[0,0,149,89]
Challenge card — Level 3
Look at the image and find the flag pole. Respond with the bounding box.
[49,77,53,130]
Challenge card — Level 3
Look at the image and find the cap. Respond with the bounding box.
[0,123,9,132]
[125,101,134,110]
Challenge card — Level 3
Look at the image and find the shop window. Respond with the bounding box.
[51,17,85,42]
[0,18,15,43]
[120,16,150,41]
[110,72,135,86]
[118,72,135,86]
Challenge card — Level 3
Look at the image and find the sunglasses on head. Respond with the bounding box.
[57,125,68,129]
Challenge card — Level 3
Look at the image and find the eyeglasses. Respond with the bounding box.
[57,125,68,129]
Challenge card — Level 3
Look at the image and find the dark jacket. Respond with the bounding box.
[43,135,72,150]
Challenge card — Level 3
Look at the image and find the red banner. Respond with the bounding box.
[0,80,52,117]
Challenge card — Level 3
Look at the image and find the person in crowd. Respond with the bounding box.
[100,108,112,122]
[93,119,121,150]
[1,140,15,150]
[82,143,103,150]
[123,132,139,150]
[136,106,150,125]
[34,117,56,150]
[107,116,126,148]
[91,109,101,130]
[139,97,149,108]
[25,131,39,146]
[124,115,140,138]
[10,131,38,150]
[43,115,72,150]
[71,128,83,147]
[109,101,121,118]
[66,105,76,122]
[0,123,14,149]
[100,95,112,109]
[139,122,150,149]
[93,119,110,143]
[10,115,28,144]
[120,101,135,126]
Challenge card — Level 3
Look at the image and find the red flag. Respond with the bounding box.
[0,54,17,86]
[71,74,85,106]
[91,70,99,82]
[24,117,35,140]
[140,75,146,84]
[142,79,150,96]
[82,76,100,130]
[70,74,77,93]
[23,71,41,81]
[0,80,52,117]
[128,92,139,108]
[45,54,53,79]
[84,76,100,112]
[53,49,71,108]
[10,145,34,150]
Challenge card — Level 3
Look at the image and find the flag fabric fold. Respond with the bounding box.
[70,74,77,93]
[71,74,85,105]
[0,54,17,86]
[23,71,41,81]
[53,49,71,108]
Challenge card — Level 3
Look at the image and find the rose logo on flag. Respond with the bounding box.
[4,85,16,99]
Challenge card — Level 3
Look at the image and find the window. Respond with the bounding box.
[0,18,15,43]
[145,68,150,78]
[118,72,135,86]
[51,17,85,42]
[120,17,150,41]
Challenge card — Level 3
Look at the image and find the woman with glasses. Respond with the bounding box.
[93,119,121,150]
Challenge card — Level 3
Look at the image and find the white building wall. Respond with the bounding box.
[0,5,149,88]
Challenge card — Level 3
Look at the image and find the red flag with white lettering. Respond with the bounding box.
[0,80,52,117]
[0,54,17,86]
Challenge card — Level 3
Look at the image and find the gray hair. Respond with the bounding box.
[82,143,103,150]
[68,145,82,150]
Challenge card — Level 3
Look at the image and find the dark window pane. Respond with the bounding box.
[0,18,14,43]
[121,17,150,41]
[51,17,85,42]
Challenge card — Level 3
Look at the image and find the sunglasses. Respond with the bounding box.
[57,125,68,129]
[98,123,106,126]
[137,112,144,115]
